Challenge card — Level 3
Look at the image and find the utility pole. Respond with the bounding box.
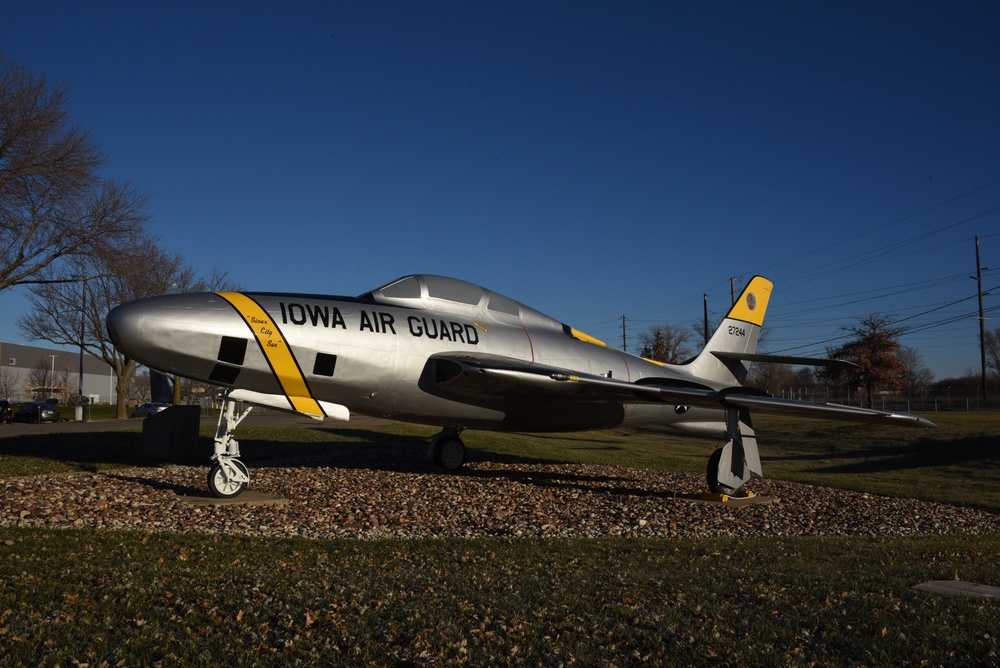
[621,315,627,351]
[974,235,989,400]
[79,276,86,409]
[703,294,709,345]
[729,276,744,305]
[49,355,57,397]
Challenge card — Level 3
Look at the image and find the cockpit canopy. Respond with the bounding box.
[364,275,522,316]
[362,274,609,345]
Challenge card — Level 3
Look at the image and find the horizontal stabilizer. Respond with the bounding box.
[713,351,858,369]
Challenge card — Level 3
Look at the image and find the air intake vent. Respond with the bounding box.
[313,353,337,377]
[218,337,248,365]
[209,364,241,385]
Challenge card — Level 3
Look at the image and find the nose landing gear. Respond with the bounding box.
[208,394,253,498]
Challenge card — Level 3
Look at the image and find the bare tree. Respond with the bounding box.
[129,370,151,405]
[985,326,1000,378]
[747,361,794,395]
[637,322,693,364]
[0,53,146,292]
[897,346,933,399]
[27,357,59,400]
[0,365,17,400]
[18,237,237,417]
[819,313,909,408]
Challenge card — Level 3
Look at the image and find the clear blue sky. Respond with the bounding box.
[2,1,998,380]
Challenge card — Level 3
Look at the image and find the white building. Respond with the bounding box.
[0,342,114,404]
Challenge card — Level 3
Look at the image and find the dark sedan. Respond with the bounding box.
[0,400,12,424]
[13,402,62,423]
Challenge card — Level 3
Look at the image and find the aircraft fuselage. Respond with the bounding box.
[107,283,726,436]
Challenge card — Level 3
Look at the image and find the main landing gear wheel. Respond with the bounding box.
[706,442,754,496]
[706,448,732,495]
[208,459,249,498]
[706,409,761,496]
[428,429,466,470]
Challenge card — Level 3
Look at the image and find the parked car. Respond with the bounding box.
[13,402,61,423]
[0,400,12,424]
[130,402,171,418]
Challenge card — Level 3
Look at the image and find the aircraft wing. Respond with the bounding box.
[423,353,719,405]
[424,353,936,428]
[718,393,937,428]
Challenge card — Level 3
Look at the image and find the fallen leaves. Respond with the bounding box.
[0,459,996,541]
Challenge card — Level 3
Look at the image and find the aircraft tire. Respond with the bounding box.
[706,447,734,495]
[208,460,249,498]
[433,436,466,470]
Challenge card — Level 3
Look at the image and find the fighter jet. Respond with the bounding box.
[106,274,934,499]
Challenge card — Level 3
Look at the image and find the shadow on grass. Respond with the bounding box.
[0,426,574,476]
[765,434,998,475]
[0,431,156,471]
[232,428,695,500]
[240,427,568,470]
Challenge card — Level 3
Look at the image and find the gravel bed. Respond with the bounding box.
[1,454,996,540]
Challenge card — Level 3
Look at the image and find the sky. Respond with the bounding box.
[2,1,999,380]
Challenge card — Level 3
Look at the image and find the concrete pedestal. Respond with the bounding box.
[141,405,204,463]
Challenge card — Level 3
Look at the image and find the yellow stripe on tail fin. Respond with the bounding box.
[685,276,773,385]
[726,276,772,326]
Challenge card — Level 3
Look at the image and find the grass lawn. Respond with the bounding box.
[0,410,997,665]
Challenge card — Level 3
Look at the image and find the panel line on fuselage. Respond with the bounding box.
[215,291,323,416]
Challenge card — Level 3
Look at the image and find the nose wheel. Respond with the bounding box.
[208,394,255,498]
[208,458,249,498]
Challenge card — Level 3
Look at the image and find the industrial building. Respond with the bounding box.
[0,342,114,404]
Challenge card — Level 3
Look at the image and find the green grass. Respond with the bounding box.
[0,430,144,476]
[0,412,998,665]
[750,413,1000,510]
[1,530,997,666]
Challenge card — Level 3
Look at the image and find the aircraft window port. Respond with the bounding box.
[487,293,520,316]
[209,364,241,385]
[218,336,248,365]
[424,276,482,305]
[378,276,421,299]
[313,353,337,377]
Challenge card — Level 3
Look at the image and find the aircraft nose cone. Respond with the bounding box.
[106,299,145,356]
[107,292,241,371]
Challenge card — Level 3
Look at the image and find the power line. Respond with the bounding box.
[612,181,999,367]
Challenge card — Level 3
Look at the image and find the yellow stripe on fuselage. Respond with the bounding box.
[216,292,323,417]
[570,327,607,346]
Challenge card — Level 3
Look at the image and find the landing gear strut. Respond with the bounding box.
[706,408,762,495]
[207,395,253,498]
[427,428,466,470]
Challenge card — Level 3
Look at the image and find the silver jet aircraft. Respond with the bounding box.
[106,274,934,498]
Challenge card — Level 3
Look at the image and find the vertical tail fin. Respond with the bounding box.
[685,276,773,386]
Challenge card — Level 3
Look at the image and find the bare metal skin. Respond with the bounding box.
[107,275,934,498]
